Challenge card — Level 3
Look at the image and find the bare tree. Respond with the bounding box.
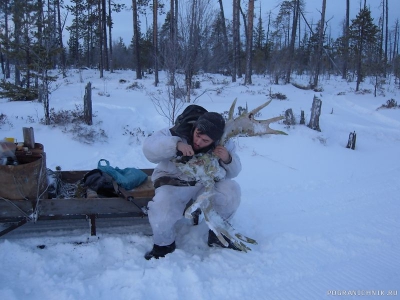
[178,0,214,101]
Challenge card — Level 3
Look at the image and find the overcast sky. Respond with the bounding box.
[76,0,400,44]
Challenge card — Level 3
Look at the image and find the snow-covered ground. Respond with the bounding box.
[1,70,399,300]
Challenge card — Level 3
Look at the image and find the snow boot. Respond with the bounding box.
[144,241,176,260]
[207,230,242,251]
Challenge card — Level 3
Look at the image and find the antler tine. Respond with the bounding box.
[228,98,237,120]
[246,99,273,118]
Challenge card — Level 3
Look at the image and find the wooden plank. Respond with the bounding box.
[0,197,149,219]
[37,198,149,216]
[119,176,155,198]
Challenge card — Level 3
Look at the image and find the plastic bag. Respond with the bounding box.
[0,141,17,165]
[97,159,147,190]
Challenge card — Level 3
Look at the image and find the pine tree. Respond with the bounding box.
[349,6,379,91]
[252,6,267,75]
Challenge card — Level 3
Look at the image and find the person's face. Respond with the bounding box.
[192,128,213,151]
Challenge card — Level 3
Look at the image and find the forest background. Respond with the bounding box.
[0,0,400,116]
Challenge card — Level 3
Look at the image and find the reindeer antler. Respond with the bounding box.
[220,98,287,145]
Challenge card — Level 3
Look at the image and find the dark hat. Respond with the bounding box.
[195,112,225,142]
[170,105,208,140]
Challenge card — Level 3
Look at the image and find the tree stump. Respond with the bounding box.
[283,108,296,125]
[84,82,93,125]
[346,131,357,150]
[300,110,305,125]
[308,95,322,131]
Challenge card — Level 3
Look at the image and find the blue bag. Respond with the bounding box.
[97,159,147,190]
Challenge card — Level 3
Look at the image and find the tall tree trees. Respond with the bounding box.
[1,0,398,92]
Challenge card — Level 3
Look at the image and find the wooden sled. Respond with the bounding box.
[0,167,155,237]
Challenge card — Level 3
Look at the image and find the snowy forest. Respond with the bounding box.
[0,0,400,104]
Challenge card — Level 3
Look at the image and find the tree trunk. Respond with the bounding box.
[393,20,399,62]
[286,0,300,84]
[244,0,254,85]
[13,2,21,86]
[308,95,322,132]
[239,5,247,78]
[74,5,80,66]
[108,0,114,73]
[232,0,239,82]
[346,131,357,150]
[185,0,197,102]
[300,110,305,125]
[153,0,159,86]
[313,0,326,87]
[102,0,109,71]
[56,0,66,77]
[2,0,10,78]
[218,0,230,75]
[98,0,104,78]
[384,0,388,76]
[356,15,365,92]
[132,0,142,79]
[284,109,296,125]
[84,82,93,126]
[342,0,350,79]
[379,0,384,61]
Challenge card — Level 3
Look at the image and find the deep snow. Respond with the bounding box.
[1,69,400,300]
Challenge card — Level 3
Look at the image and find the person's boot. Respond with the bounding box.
[144,241,176,260]
[207,230,242,251]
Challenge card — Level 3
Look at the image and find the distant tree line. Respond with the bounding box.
[1,0,399,103]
